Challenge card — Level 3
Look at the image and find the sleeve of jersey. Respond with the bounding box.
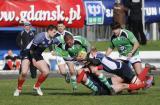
[109,39,115,49]
[127,31,138,44]
[16,32,22,48]
[80,36,91,52]
[52,37,61,45]
[30,34,42,51]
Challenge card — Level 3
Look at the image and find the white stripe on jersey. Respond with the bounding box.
[101,57,118,70]
[26,40,33,49]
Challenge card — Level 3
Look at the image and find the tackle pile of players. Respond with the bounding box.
[13,21,156,96]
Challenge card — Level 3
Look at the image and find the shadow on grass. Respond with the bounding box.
[117,91,147,96]
[41,87,66,91]
[48,92,91,96]
[21,92,38,96]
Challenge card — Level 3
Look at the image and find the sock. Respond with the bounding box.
[96,65,103,70]
[138,67,149,81]
[77,70,85,83]
[98,73,112,89]
[35,74,47,88]
[16,61,21,70]
[85,78,98,92]
[128,83,146,90]
[17,79,25,90]
[70,75,77,89]
[7,60,13,70]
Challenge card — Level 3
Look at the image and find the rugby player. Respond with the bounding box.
[106,22,143,75]
[14,25,58,96]
[76,47,152,95]
[88,48,151,93]
[56,33,91,91]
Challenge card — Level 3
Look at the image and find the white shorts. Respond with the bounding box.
[56,56,66,65]
[119,54,141,64]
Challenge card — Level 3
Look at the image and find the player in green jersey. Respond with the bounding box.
[57,33,91,91]
[106,22,142,75]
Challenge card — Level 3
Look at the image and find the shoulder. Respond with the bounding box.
[111,35,117,41]
[122,29,134,38]
[34,32,45,41]
[64,30,73,35]
[120,29,130,38]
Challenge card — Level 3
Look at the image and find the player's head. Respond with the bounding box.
[57,21,65,33]
[64,33,74,47]
[111,22,121,36]
[7,49,13,56]
[47,25,57,38]
[115,0,121,4]
[24,21,31,31]
[90,47,97,57]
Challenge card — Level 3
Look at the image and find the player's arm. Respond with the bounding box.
[30,34,42,56]
[127,30,140,55]
[79,36,91,52]
[106,40,115,56]
[16,32,22,49]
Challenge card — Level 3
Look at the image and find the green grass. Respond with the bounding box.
[0,77,160,105]
[92,40,160,51]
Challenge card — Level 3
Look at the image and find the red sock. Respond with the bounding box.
[17,79,25,90]
[128,83,146,90]
[138,67,149,81]
[96,65,103,70]
[7,60,13,70]
[77,70,85,83]
[35,74,47,88]
[16,61,21,70]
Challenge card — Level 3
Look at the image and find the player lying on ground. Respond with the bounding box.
[75,47,153,95]
[14,25,58,96]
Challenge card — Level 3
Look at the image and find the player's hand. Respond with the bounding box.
[127,52,133,58]
[51,51,56,56]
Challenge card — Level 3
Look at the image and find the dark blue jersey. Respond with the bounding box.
[89,52,122,71]
[27,32,59,54]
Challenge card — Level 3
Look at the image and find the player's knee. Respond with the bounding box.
[42,70,49,76]
[21,71,27,77]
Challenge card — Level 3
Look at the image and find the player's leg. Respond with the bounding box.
[116,63,146,91]
[32,57,50,96]
[66,61,77,90]
[89,65,113,90]
[13,59,30,96]
[130,55,142,75]
[56,56,70,83]
[77,69,99,94]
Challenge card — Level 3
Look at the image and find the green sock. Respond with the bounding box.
[70,75,77,89]
[85,79,98,92]
[98,73,112,89]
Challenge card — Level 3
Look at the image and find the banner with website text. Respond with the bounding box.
[0,0,85,28]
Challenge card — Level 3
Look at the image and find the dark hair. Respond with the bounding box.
[47,25,57,31]
[111,22,121,30]
[57,21,64,24]
[64,33,73,42]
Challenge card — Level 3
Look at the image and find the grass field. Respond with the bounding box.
[0,76,160,105]
[93,40,160,51]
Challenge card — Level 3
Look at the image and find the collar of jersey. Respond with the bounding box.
[45,32,52,40]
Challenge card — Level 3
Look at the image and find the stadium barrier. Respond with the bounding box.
[0,51,160,71]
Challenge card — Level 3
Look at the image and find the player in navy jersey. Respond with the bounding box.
[87,48,151,93]
[14,25,58,96]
